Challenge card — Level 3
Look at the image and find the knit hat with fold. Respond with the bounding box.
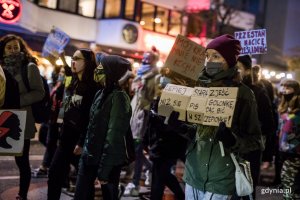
[206,34,241,67]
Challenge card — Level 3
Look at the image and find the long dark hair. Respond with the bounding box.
[0,34,37,65]
[68,48,97,93]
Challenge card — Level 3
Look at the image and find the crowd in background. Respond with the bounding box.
[0,33,299,200]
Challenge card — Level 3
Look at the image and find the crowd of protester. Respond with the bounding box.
[0,33,299,200]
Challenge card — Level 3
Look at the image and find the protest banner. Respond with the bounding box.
[42,27,70,58]
[158,84,194,121]
[163,34,206,86]
[234,29,267,55]
[0,110,26,156]
[187,87,238,127]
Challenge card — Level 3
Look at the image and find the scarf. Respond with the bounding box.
[137,64,152,77]
[2,52,25,76]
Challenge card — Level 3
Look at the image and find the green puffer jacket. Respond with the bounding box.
[183,67,264,195]
[81,88,132,181]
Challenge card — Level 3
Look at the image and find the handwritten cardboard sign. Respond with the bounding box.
[42,27,70,58]
[164,35,206,81]
[234,29,267,55]
[158,84,194,121]
[187,87,238,127]
[0,110,26,156]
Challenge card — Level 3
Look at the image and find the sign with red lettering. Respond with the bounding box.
[234,29,267,55]
[164,35,206,81]
[0,0,22,24]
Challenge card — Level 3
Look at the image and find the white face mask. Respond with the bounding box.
[71,51,85,74]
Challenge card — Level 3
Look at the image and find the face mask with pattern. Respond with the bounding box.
[3,52,25,75]
[94,63,106,86]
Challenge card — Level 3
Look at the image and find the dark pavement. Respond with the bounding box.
[0,140,284,200]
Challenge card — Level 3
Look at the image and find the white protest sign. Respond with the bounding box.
[42,27,70,58]
[234,29,267,55]
[158,84,194,121]
[164,34,205,81]
[0,110,26,156]
[187,87,238,127]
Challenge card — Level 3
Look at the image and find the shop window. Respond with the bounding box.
[38,0,57,9]
[125,0,135,20]
[155,7,168,34]
[168,11,182,36]
[59,0,77,13]
[104,0,121,18]
[79,0,96,17]
[141,3,155,30]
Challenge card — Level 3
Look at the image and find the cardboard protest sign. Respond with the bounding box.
[187,87,238,127]
[42,27,70,58]
[163,35,206,86]
[0,110,26,156]
[158,84,194,121]
[234,29,267,55]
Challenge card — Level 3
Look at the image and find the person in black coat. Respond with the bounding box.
[236,55,275,200]
[47,49,99,200]
[143,93,186,200]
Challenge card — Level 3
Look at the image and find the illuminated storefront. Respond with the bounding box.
[0,0,185,61]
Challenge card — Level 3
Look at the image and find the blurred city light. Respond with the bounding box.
[156,60,164,68]
[133,62,140,68]
[287,73,293,79]
[154,18,162,24]
[55,58,63,66]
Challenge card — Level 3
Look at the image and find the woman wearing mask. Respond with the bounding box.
[74,55,132,200]
[278,79,300,200]
[0,34,45,200]
[168,34,263,200]
[47,48,99,200]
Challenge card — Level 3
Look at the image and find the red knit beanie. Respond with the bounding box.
[206,34,241,67]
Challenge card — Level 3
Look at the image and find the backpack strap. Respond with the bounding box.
[21,63,31,92]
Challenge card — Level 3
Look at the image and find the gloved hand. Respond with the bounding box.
[167,111,180,127]
[215,122,236,148]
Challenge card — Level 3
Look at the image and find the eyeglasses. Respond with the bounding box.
[71,56,84,61]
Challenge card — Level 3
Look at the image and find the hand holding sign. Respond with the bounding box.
[215,122,236,148]
[157,104,174,124]
[158,84,194,121]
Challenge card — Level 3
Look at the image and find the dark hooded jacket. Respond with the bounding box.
[81,55,132,181]
[183,67,263,195]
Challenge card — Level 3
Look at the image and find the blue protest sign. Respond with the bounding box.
[42,27,70,57]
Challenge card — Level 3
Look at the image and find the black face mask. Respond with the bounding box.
[283,93,294,101]
[205,62,223,77]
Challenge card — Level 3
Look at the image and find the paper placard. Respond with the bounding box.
[158,84,194,121]
[234,29,267,55]
[0,110,26,156]
[42,27,70,58]
[164,35,205,81]
[187,87,238,127]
